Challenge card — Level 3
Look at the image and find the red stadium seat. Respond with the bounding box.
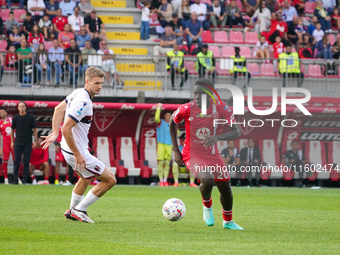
[184,61,198,75]
[149,12,160,26]
[329,33,335,45]
[214,31,229,43]
[14,9,26,22]
[307,64,324,78]
[0,9,10,22]
[139,137,158,178]
[247,62,260,76]
[260,63,276,77]
[221,46,235,57]
[245,31,258,44]
[208,45,220,57]
[92,137,117,174]
[305,2,316,14]
[43,41,54,51]
[240,46,251,57]
[0,40,8,51]
[229,31,244,44]
[215,61,230,76]
[236,0,243,11]
[202,30,214,43]
[327,142,340,181]
[258,139,282,180]
[304,141,329,180]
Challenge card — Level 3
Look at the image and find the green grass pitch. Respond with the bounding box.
[0,185,339,255]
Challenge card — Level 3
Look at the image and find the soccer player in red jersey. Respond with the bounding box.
[169,78,244,230]
[29,136,50,185]
[0,108,14,184]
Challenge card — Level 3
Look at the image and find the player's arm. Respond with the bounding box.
[32,128,38,148]
[203,124,241,148]
[41,100,67,149]
[154,103,162,124]
[169,114,184,166]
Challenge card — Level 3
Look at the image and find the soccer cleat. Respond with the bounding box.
[38,180,50,185]
[18,178,22,185]
[71,209,95,223]
[222,220,244,230]
[203,206,215,226]
[164,182,169,187]
[4,178,9,185]
[64,209,77,221]
[173,182,179,187]
[32,179,37,185]
[62,180,72,186]
[55,180,59,185]
[159,182,164,187]
[189,182,198,187]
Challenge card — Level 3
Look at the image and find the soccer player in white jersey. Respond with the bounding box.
[41,67,116,223]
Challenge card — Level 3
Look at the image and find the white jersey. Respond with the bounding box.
[61,88,93,154]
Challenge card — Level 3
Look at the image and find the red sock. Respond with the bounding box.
[65,174,69,181]
[55,173,59,181]
[222,209,233,221]
[30,175,36,180]
[3,161,8,179]
[202,197,212,208]
[44,176,49,181]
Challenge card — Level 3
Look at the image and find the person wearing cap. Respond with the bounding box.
[230,46,251,88]
[279,44,304,87]
[166,43,189,89]
[208,0,227,29]
[169,13,183,45]
[196,44,216,83]
[85,10,105,38]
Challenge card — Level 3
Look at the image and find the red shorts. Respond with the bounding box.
[31,163,44,170]
[184,154,230,182]
[2,143,14,161]
[55,149,65,162]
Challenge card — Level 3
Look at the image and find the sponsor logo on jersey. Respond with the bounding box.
[196,128,210,139]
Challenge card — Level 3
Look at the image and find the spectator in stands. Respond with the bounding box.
[292,0,305,16]
[28,24,45,52]
[268,12,289,45]
[53,9,68,37]
[239,138,261,187]
[279,44,304,87]
[4,12,20,36]
[97,40,123,86]
[5,45,18,68]
[27,0,46,22]
[68,6,84,35]
[78,0,95,18]
[65,38,82,85]
[316,33,332,59]
[17,39,33,85]
[154,0,173,27]
[295,17,309,45]
[287,15,299,45]
[282,0,298,26]
[226,0,246,29]
[11,101,38,185]
[169,14,183,45]
[59,0,76,17]
[29,136,50,185]
[81,40,97,71]
[307,16,318,43]
[0,53,3,84]
[196,44,216,83]
[332,36,340,59]
[252,0,271,34]
[45,0,59,20]
[298,43,314,59]
[208,0,227,29]
[221,140,240,186]
[244,0,260,17]
[154,25,176,62]
[266,0,276,13]
[35,43,51,84]
[283,140,307,188]
[312,22,324,44]
[8,25,25,50]
[90,31,100,51]
[331,7,340,31]
[140,1,152,40]
[166,43,189,89]
[0,17,3,38]
[314,1,333,32]
[190,0,210,30]
[322,0,336,14]
[254,35,270,60]
[58,23,75,49]
[185,12,203,54]
[23,13,35,38]
[39,14,54,41]
[7,0,24,10]
[76,26,91,48]
[85,10,105,38]
[231,46,251,88]
[48,38,65,86]
[273,35,285,59]
[171,0,182,15]
[178,0,191,29]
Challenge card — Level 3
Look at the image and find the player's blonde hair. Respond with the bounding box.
[85,67,106,81]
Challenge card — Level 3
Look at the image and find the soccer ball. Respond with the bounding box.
[162,198,186,221]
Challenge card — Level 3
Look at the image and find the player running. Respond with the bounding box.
[0,108,13,185]
[41,67,116,223]
[169,78,244,230]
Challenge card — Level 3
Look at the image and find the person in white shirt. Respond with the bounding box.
[190,0,210,30]
[252,0,271,34]
[27,0,46,22]
[68,6,84,35]
[41,67,117,224]
[140,1,152,40]
[254,35,269,60]
[312,22,324,44]
[97,40,123,87]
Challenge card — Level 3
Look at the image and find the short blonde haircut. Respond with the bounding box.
[85,66,106,81]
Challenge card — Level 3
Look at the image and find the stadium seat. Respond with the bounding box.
[229,31,244,44]
[304,141,329,180]
[259,139,282,180]
[184,61,198,75]
[116,137,141,182]
[139,137,158,177]
[240,46,251,57]
[92,137,117,174]
[0,40,8,51]
[149,12,160,26]
[214,31,229,43]
[0,8,10,22]
[208,45,220,57]
[247,62,260,76]
[215,61,230,75]
[14,9,26,22]
[329,33,335,45]
[43,41,54,51]
[221,46,235,57]
[327,141,340,181]
[305,2,316,14]
[307,64,324,78]
[245,31,258,44]
[260,63,276,77]
[202,30,214,43]
[236,0,243,11]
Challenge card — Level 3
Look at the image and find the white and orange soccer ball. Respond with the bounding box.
[162,198,186,221]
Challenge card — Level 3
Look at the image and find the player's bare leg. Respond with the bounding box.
[55,161,61,185]
[197,171,215,226]
[42,162,50,184]
[28,164,37,185]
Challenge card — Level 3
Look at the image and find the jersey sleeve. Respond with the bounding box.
[220,102,235,126]
[173,104,187,124]
[67,99,88,123]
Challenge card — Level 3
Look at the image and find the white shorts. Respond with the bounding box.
[62,148,105,179]
[101,63,116,74]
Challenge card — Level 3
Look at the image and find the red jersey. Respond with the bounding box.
[331,14,340,28]
[30,146,49,165]
[5,53,18,67]
[52,16,68,31]
[28,33,44,45]
[270,20,288,38]
[173,99,235,160]
[0,117,13,144]
[273,42,285,58]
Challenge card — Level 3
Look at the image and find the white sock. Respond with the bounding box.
[70,192,84,209]
[75,190,99,212]
[164,178,167,182]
